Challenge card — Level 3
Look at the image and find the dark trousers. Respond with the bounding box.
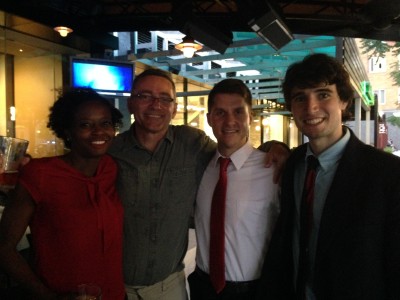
[188,267,258,300]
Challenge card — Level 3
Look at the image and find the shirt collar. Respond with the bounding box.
[211,142,253,170]
[130,123,174,147]
[306,126,350,171]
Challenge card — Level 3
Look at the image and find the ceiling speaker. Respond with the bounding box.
[249,9,293,50]
[182,17,233,54]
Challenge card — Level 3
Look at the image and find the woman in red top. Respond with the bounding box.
[0,89,126,299]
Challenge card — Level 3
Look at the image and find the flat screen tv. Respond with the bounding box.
[71,57,134,94]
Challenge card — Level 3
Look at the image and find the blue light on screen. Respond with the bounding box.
[72,60,133,93]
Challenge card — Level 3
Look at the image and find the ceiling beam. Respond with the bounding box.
[128,37,336,64]
[178,62,288,76]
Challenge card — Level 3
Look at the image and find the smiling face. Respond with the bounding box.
[290,83,348,154]
[128,75,177,137]
[67,100,116,158]
[207,93,252,157]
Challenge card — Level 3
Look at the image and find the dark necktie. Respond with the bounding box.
[209,157,230,294]
[296,155,319,300]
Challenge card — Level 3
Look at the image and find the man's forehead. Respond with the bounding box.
[137,75,171,85]
[292,83,337,93]
[135,76,174,91]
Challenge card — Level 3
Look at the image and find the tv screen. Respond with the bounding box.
[71,58,134,94]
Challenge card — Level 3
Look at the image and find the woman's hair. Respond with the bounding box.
[47,88,123,147]
[283,53,354,121]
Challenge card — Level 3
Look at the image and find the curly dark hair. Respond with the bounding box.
[283,53,354,121]
[47,88,123,148]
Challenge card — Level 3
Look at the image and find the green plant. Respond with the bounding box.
[360,39,400,85]
[384,146,394,153]
[387,115,400,128]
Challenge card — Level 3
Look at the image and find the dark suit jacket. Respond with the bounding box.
[256,128,400,300]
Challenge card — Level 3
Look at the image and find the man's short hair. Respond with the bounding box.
[132,68,176,99]
[208,79,252,112]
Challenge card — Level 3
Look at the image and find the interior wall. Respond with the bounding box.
[14,55,64,158]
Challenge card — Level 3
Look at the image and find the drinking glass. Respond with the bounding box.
[0,136,29,190]
[75,284,102,300]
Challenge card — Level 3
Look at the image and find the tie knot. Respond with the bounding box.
[307,155,319,170]
[219,157,230,171]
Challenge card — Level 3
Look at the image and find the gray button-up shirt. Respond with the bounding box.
[109,124,216,285]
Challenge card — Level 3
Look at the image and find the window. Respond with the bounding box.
[369,57,387,73]
[374,89,386,105]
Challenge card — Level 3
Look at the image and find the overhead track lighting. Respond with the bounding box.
[175,35,203,58]
[54,26,73,37]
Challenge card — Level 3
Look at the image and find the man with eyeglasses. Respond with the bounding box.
[108,69,289,300]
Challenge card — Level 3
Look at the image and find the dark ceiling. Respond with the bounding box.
[1,0,400,51]
[0,0,394,115]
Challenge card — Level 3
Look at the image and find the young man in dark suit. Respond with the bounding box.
[256,53,400,300]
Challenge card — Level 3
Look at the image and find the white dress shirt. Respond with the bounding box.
[195,142,280,281]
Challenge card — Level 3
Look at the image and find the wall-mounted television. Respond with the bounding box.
[70,57,134,94]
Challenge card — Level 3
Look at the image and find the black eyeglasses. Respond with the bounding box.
[132,93,175,106]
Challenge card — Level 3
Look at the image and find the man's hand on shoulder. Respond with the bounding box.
[259,141,291,184]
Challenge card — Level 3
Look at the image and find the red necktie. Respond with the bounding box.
[209,157,230,294]
[297,155,319,300]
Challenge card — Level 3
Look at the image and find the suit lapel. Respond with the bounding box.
[315,133,364,263]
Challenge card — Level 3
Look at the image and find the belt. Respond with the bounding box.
[194,266,259,293]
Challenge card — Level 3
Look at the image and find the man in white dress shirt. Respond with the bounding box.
[188,78,280,299]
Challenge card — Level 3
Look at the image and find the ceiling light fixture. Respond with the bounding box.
[175,35,203,58]
[54,26,73,37]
